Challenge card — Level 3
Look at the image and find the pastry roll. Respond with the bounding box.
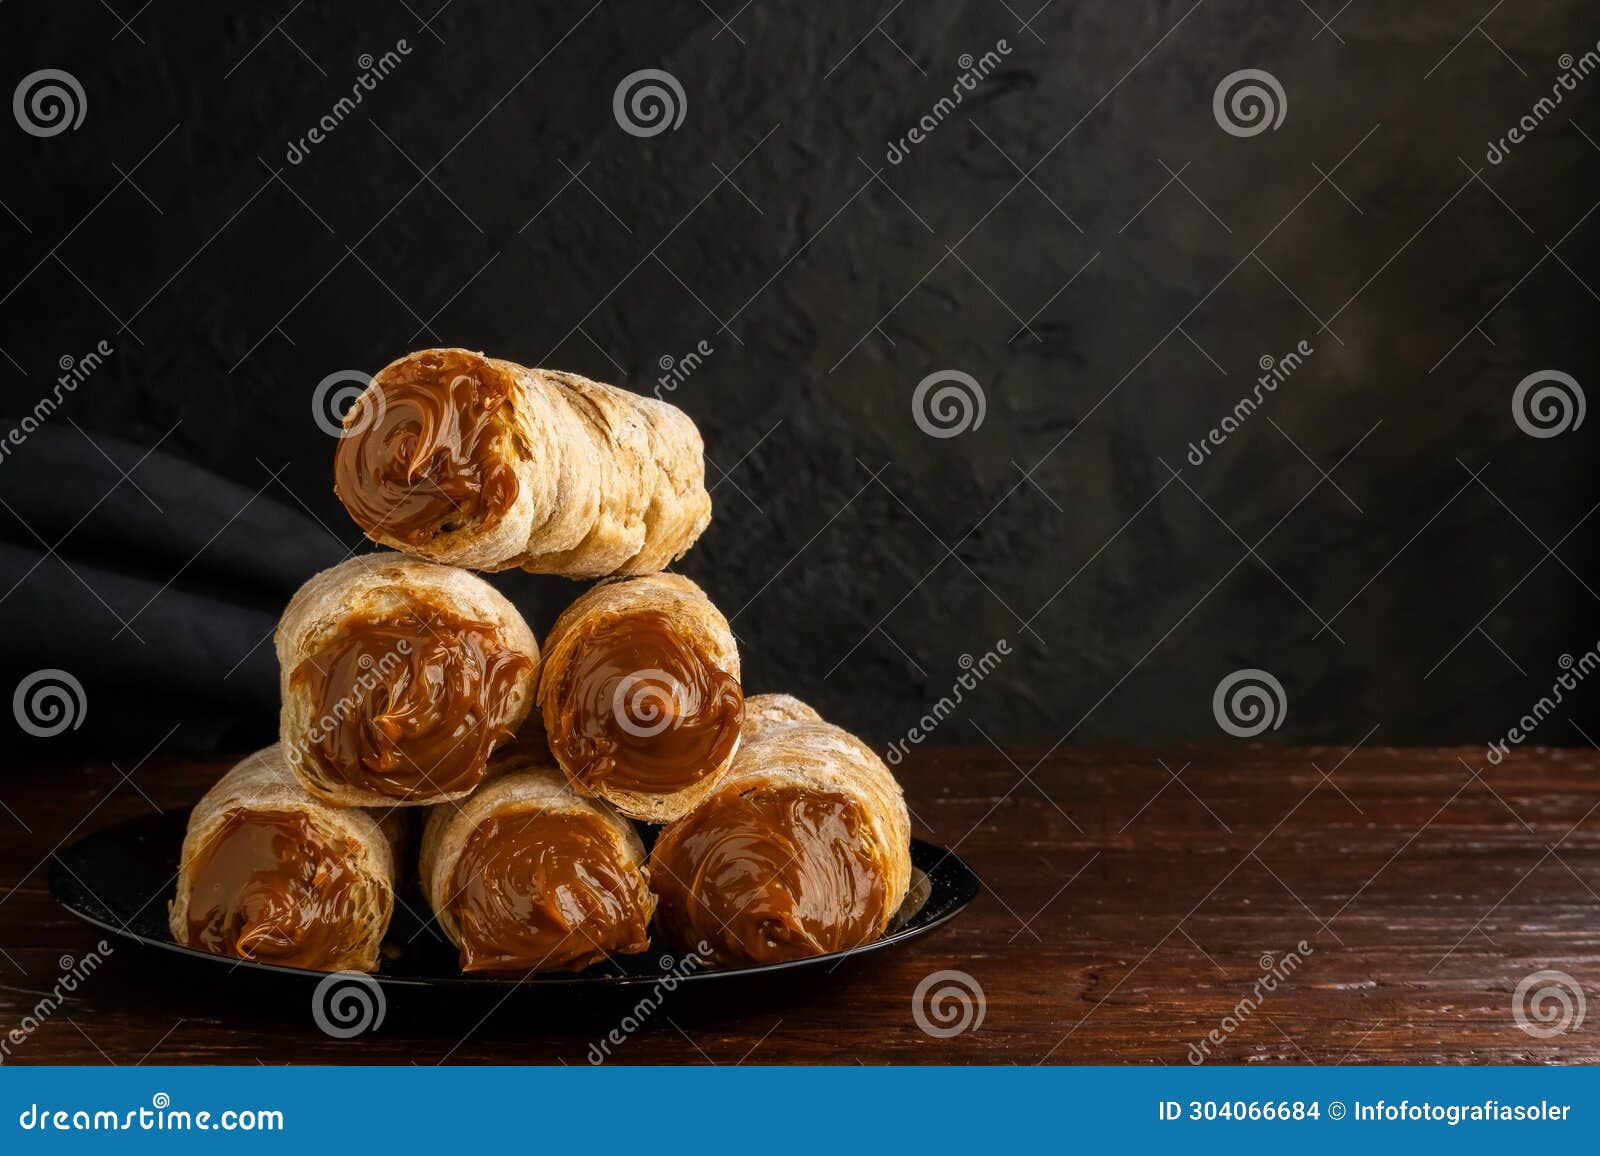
[649,694,912,967]
[168,745,399,973]
[276,553,540,806]
[420,744,655,974]
[333,347,712,577]
[538,573,744,822]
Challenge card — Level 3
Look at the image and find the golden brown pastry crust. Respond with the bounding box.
[336,349,711,576]
[167,745,400,973]
[733,695,910,905]
[536,573,743,822]
[648,694,912,963]
[418,745,655,972]
[275,552,540,807]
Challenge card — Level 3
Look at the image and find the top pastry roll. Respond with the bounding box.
[333,348,713,577]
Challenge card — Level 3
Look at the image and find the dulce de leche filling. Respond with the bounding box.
[547,610,743,797]
[184,810,368,970]
[650,785,887,967]
[291,602,532,801]
[334,349,520,546]
[446,808,652,974]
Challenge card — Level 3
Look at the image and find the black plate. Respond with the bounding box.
[49,809,981,990]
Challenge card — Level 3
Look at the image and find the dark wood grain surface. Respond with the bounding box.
[3,742,1598,1065]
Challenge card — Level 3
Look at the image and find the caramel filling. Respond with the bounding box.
[184,810,367,970]
[446,808,652,974]
[546,610,743,796]
[650,786,886,967]
[291,603,532,801]
[334,349,520,545]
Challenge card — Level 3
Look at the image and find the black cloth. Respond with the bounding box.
[0,422,351,755]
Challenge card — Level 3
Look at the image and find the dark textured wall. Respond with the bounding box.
[1,1,1597,755]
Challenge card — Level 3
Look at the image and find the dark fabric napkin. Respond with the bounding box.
[0,421,351,759]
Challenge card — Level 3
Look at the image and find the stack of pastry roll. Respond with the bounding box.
[171,348,914,976]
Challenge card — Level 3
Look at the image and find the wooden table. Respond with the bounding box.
[3,744,1598,1064]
